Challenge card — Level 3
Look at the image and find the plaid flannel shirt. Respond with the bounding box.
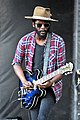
[12,31,66,102]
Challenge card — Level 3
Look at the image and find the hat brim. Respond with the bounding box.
[24,16,58,22]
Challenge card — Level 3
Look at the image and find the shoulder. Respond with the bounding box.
[18,31,36,45]
[51,32,65,46]
[21,31,36,41]
[52,32,64,42]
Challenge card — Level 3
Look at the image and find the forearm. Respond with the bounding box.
[13,64,27,83]
[51,74,62,83]
[13,64,33,88]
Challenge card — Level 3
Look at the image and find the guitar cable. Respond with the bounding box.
[9,87,31,120]
[9,87,19,104]
[9,87,29,109]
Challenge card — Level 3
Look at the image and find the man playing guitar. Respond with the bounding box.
[12,6,66,120]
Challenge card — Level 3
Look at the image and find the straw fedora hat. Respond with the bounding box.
[25,6,58,22]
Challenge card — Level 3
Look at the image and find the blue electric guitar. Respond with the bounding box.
[18,62,73,109]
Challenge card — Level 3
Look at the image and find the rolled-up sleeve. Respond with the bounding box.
[12,39,25,65]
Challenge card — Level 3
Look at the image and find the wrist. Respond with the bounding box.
[21,79,27,84]
[50,79,55,86]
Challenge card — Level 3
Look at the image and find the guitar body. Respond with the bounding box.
[19,70,46,109]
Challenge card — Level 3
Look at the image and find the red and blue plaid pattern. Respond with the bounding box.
[12,31,66,102]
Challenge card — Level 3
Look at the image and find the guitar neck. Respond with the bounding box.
[37,69,60,84]
[34,62,73,84]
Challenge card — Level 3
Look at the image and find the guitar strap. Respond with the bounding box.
[43,33,51,76]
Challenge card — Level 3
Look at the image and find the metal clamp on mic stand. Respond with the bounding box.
[76,69,80,90]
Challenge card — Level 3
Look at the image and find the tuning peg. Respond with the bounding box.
[66,63,68,65]
[64,71,73,76]
[68,71,73,74]
[67,72,70,75]
[65,73,68,75]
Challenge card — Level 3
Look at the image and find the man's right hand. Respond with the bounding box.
[13,65,33,89]
[22,80,33,89]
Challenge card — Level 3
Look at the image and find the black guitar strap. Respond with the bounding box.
[43,33,51,76]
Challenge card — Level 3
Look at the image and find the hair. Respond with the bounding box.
[32,19,51,24]
[32,19,36,23]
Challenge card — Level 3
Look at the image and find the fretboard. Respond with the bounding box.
[37,69,60,84]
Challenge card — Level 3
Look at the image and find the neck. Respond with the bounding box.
[35,34,46,41]
[35,34,47,46]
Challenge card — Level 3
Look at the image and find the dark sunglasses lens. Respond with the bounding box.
[44,23,50,27]
[37,24,42,28]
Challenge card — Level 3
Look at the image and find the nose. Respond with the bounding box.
[41,24,45,28]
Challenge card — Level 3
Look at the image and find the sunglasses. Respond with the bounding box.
[35,23,50,28]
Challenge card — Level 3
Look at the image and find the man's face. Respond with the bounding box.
[33,20,50,39]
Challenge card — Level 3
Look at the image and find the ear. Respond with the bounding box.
[32,22,35,27]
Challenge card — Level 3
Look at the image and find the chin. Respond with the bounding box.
[40,35,46,39]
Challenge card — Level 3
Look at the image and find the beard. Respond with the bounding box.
[35,28,50,40]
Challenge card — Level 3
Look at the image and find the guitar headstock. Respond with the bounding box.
[60,62,73,75]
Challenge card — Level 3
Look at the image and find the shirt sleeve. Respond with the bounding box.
[12,38,25,65]
[56,38,66,68]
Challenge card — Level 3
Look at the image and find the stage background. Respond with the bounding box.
[0,0,74,120]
